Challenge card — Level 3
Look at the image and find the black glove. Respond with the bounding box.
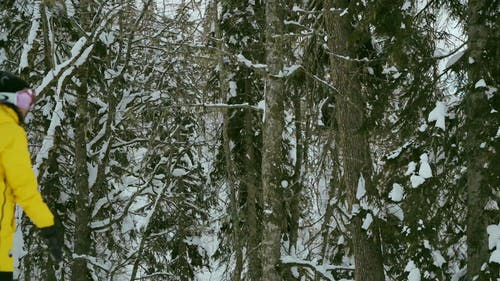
[40,221,64,263]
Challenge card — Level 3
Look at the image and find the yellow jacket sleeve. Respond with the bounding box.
[1,123,54,228]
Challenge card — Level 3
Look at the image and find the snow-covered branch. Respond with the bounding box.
[281,255,354,281]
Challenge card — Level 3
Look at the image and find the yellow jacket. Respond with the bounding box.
[0,105,54,272]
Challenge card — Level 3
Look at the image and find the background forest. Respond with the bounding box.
[0,0,498,280]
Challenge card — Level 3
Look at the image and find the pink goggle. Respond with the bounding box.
[0,88,36,110]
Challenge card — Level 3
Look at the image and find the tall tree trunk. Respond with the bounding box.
[324,1,385,280]
[261,0,285,279]
[465,0,498,279]
[71,72,92,281]
[71,2,94,280]
[217,1,244,276]
[288,93,304,250]
[224,112,244,281]
[244,109,262,281]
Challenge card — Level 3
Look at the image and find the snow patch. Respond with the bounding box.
[428,101,447,130]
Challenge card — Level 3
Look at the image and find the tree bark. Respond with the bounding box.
[71,71,92,281]
[244,109,262,281]
[465,0,497,279]
[324,1,385,280]
[261,0,285,279]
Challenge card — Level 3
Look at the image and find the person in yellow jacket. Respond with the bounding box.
[0,71,62,281]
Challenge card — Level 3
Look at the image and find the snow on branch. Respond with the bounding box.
[281,255,354,281]
[19,4,41,71]
[33,100,63,177]
[33,39,94,177]
[236,53,267,70]
[36,37,93,95]
[169,103,264,112]
[291,5,345,15]
[323,44,370,62]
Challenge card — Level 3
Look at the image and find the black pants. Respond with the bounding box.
[0,272,13,281]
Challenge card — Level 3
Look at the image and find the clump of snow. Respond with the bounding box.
[487,222,500,264]
[428,101,448,130]
[257,100,266,122]
[419,153,432,179]
[382,65,401,79]
[99,31,115,46]
[402,0,411,11]
[282,64,301,77]
[405,161,417,175]
[362,213,373,230]
[65,0,75,16]
[172,168,188,177]
[475,79,487,89]
[405,260,421,281]
[229,81,237,97]
[485,86,497,99]
[485,199,499,210]
[281,256,338,280]
[356,174,366,200]
[387,204,404,221]
[337,235,345,245]
[406,154,432,188]
[389,183,404,202]
[432,250,446,268]
[388,147,403,159]
[410,175,425,188]
[236,53,267,69]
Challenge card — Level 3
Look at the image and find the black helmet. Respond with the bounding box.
[0,71,30,92]
[0,71,35,123]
